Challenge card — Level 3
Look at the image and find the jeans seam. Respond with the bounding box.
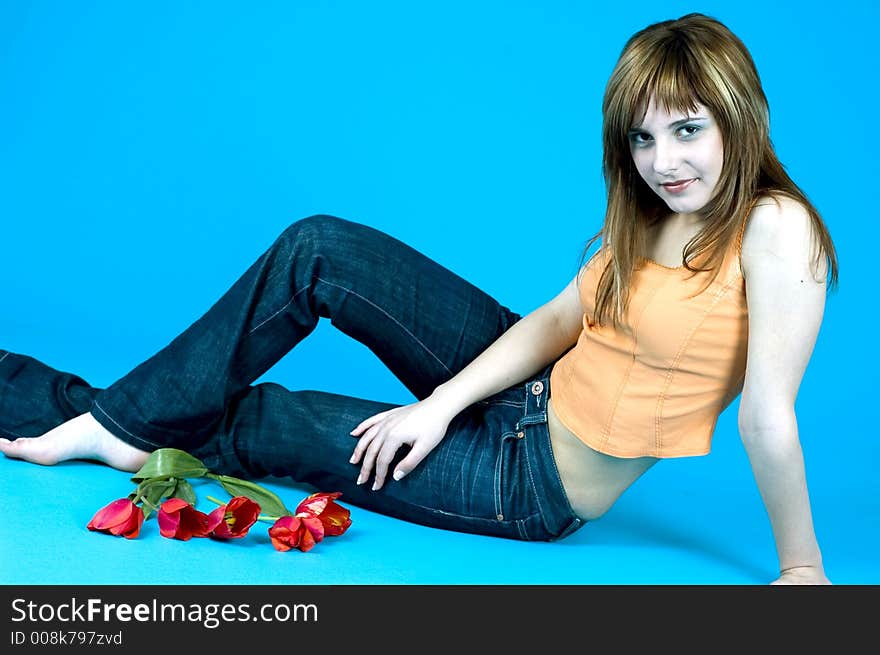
[91,400,165,449]
[316,276,453,374]
[494,431,519,520]
[248,283,310,334]
[521,429,546,522]
[249,275,453,374]
[0,352,8,363]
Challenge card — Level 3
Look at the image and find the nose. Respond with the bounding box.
[652,137,681,177]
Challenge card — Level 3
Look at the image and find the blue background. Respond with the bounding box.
[1,1,877,584]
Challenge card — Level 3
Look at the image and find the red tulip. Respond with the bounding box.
[268,515,325,552]
[295,491,352,536]
[208,496,261,539]
[157,497,213,540]
[87,498,144,539]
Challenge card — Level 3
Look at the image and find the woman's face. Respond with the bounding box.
[628,97,724,216]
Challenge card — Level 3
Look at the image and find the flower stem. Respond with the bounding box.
[206,495,227,507]
[138,496,159,512]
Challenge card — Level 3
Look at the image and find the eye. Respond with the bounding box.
[629,132,653,147]
[678,125,701,138]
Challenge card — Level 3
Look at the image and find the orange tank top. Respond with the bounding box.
[548,237,748,458]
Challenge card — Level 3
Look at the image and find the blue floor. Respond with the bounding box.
[2,383,875,586]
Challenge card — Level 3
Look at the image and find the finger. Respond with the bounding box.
[357,431,385,486]
[371,440,401,491]
[392,442,432,481]
[349,421,383,464]
[349,410,390,437]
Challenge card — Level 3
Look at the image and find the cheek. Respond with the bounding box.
[630,149,652,181]
[707,137,724,177]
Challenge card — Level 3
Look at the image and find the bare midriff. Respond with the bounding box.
[546,396,658,520]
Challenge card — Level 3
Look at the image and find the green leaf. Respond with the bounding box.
[214,475,290,518]
[140,478,178,520]
[130,448,209,482]
[172,478,197,506]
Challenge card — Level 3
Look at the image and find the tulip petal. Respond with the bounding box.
[295,491,341,516]
[157,498,214,540]
[295,492,352,536]
[269,516,302,552]
[160,497,191,513]
[299,515,325,544]
[207,506,227,536]
[87,499,144,539]
[208,496,261,539]
[158,505,181,538]
[88,499,132,530]
[298,529,317,552]
[109,509,144,539]
[320,503,352,536]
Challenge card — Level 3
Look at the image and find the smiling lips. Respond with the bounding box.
[661,178,696,193]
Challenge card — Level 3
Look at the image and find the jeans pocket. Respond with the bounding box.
[493,428,536,529]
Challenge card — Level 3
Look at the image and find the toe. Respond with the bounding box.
[0,436,59,465]
[1,436,26,459]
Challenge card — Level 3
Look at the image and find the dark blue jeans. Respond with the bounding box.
[0,215,583,541]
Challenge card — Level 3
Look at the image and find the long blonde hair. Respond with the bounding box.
[580,12,839,330]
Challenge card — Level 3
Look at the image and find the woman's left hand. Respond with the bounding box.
[770,565,831,585]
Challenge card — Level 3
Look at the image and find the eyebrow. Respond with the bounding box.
[628,116,708,134]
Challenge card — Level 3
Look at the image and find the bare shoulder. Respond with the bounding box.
[741,193,828,281]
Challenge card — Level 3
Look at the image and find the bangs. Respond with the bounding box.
[615,38,705,131]
[632,45,702,127]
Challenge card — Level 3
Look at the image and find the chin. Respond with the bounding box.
[667,202,699,213]
[663,196,710,214]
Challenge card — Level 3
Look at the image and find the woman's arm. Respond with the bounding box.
[350,268,587,489]
[738,196,831,584]
[429,269,586,415]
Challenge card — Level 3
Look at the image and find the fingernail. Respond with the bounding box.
[393,470,404,481]
[371,482,379,491]
[349,454,357,464]
[356,474,364,485]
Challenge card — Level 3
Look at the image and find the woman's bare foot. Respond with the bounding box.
[0,412,151,472]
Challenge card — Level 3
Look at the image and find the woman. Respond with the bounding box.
[0,13,837,584]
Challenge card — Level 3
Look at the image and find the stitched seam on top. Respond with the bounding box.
[470,440,486,513]
[248,276,452,374]
[521,435,545,520]
[0,352,9,363]
[493,438,506,518]
[248,283,310,334]
[654,277,738,454]
[600,280,664,450]
[91,400,165,448]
